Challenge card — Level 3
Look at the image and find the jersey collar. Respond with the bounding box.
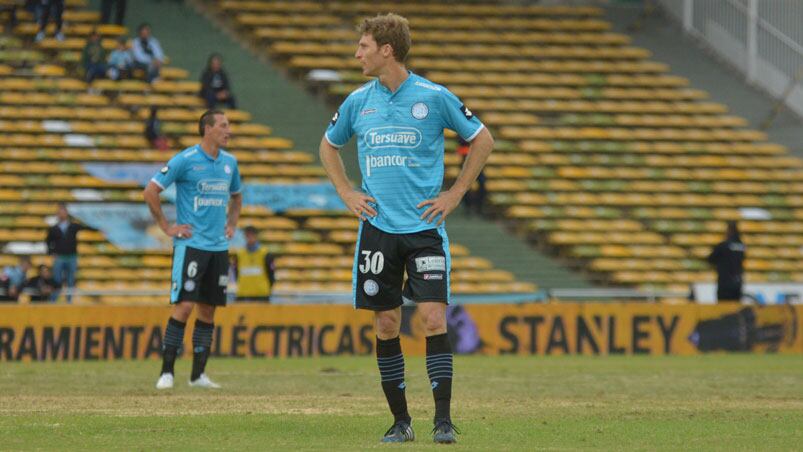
[376,70,414,98]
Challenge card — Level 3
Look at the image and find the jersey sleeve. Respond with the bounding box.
[324,94,356,148]
[150,153,186,189]
[439,87,485,142]
[230,160,242,194]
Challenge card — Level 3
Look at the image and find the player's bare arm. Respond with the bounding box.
[319,136,377,221]
[226,192,242,239]
[143,181,193,238]
[418,127,494,225]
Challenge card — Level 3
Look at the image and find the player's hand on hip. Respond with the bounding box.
[166,224,193,239]
[342,190,377,221]
[418,190,462,226]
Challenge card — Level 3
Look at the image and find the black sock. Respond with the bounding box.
[191,319,214,381]
[426,333,453,422]
[376,336,411,424]
[160,317,185,375]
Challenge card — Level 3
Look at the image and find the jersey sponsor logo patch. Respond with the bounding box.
[197,179,229,193]
[361,108,376,116]
[411,102,429,119]
[365,154,412,177]
[460,104,473,119]
[160,165,169,174]
[363,279,379,296]
[423,273,443,280]
[364,126,422,150]
[330,110,339,125]
[194,196,225,211]
[415,256,446,272]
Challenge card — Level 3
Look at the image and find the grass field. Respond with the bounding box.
[1,354,801,450]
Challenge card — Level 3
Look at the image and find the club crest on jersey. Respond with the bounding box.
[460,104,473,119]
[224,164,231,174]
[330,110,340,125]
[411,102,429,120]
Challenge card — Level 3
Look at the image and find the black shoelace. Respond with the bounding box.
[432,420,460,435]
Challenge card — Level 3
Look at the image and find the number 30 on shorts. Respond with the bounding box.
[359,251,384,274]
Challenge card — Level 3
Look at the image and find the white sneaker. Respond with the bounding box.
[55,32,65,42]
[189,373,221,389]
[155,373,174,389]
[34,31,45,43]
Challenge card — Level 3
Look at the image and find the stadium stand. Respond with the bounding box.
[0,0,537,304]
[206,0,803,292]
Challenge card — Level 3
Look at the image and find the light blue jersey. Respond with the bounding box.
[151,144,242,251]
[325,72,484,234]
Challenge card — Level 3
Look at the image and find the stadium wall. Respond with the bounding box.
[1,304,800,361]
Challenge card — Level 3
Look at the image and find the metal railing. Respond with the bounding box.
[657,0,803,118]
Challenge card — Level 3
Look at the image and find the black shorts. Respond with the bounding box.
[353,221,451,311]
[170,245,229,306]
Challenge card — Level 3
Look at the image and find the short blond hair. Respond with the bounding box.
[358,13,411,62]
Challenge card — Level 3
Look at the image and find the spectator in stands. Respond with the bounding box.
[131,23,164,83]
[0,272,14,302]
[45,203,96,303]
[456,137,486,216]
[24,264,58,302]
[107,36,133,81]
[145,106,169,151]
[2,255,32,302]
[200,53,237,109]
[708,221,746,302]
[235,226,275,302]
[34,0,65,43]
[81,29,107,83]
[100,0,126,26]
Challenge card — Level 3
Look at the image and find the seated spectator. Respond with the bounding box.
[107,36,133,81]
[200,53,237,109]
[131,23,164,83]
[0,272,13,302]
[34,0,64,43]
[81,29,107,83]
[2,255,32,301]
[24,264,58,302]
[145,106,169,151]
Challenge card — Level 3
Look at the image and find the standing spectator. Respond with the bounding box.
[200,53,237,109]
[107,36,133,81]
[45,203,95,303]
[34,0,65,43]
[456,137,486,216]
[131,23,164,83]
[145,106,169,151]
[235,226,275,302]
[708,221,746,302]
[100,0,126,25]
[81,29,107,83]
[2,255,32,301]
[24,264,58,302]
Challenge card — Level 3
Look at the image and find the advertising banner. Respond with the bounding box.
[0,303,799,361]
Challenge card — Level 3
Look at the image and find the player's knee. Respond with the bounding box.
[375,314,400,337]
[421,310,446,334]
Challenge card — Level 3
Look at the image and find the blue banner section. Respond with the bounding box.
[83,163,163,186]
[243,183,346,212]
[68,203,177,250]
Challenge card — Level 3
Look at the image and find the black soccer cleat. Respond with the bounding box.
[432,419,459,444]
[381,420,415,443]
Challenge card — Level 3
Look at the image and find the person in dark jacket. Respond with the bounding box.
[24,264,58,302]
[81,29,107,83]
[45,203,95,303]
[200,53,237,109]
[708,221,746,302]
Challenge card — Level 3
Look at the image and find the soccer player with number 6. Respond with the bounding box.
[319,13,494,444]
[143,110,242,390]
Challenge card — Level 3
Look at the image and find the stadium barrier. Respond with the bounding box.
[1,303,800,361]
